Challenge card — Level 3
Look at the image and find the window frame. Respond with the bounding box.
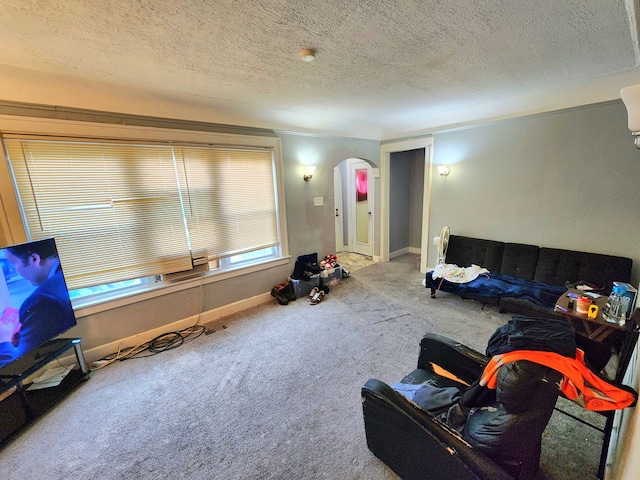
[0,115,290,317]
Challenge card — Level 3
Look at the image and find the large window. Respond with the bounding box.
[3,136,284,300]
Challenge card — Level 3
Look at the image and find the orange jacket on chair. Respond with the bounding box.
[479,349,637,411]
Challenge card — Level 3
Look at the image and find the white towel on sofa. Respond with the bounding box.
[431,263,489,283]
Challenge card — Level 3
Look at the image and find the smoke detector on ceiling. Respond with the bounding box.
[300,48,316,62]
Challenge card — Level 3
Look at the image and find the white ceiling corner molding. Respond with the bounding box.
[625,0,640,65]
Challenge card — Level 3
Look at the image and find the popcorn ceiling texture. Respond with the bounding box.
[0,1,637,138]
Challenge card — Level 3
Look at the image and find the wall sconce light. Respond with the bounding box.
[620,84,640,149]
[438,166,450,178]
[303,165,316,181]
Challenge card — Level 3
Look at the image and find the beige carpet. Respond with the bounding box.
[0,254,609,479]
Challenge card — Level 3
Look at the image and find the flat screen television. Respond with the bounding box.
[0,238,77,371]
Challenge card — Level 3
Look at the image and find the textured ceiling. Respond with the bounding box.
[0,0,640,140]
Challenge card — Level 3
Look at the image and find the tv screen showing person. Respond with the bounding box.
[0,238,77,369]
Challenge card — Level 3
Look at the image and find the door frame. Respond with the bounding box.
[380,137,434,272]
[333,165,345,252]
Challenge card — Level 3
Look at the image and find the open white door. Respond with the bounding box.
[347,159,373,256]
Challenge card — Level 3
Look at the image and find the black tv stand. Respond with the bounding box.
[0,338,90,446]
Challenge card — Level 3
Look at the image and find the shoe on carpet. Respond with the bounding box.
[270,284,289,305]
[309,290,325,305]
[280,281,296,302]
[307,286,319,302]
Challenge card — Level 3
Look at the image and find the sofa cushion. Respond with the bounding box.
[446,235,504,273]
[533,248,632,291]
[500,243,540,279]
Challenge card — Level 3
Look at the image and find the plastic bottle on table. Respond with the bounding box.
[604,284,627,325]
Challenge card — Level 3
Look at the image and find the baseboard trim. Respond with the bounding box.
[61,292,273,366]
[389,247,409,259]
[198,292,272,324]
[389,247,421,260]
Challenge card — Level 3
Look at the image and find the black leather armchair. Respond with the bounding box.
[361,333,562,480]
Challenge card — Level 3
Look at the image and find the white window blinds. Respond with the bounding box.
[4,137,280,289]
[4,138,193,289]
[180,146,278,263]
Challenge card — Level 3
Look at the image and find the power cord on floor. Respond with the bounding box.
[92,324,206,368]
[121,325,206,360]
[93,273,208,369]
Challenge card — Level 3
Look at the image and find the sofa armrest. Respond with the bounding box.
[361,378,514,480]
[417,333,488,385]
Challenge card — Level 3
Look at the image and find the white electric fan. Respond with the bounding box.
[436,226,450,265]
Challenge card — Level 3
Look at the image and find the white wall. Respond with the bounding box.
[428,100,640,285]
[611,341,639,479]
[279,133,380,259]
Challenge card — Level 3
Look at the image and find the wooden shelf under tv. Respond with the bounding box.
[0,338,90,447]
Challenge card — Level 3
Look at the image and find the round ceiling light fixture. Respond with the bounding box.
[300,48,316,62]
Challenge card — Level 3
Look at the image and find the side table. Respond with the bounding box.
[553,289,625,343]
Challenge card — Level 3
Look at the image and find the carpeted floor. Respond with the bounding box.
[0,254,609,479]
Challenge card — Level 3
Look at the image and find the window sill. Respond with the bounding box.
[72,255,291,318]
